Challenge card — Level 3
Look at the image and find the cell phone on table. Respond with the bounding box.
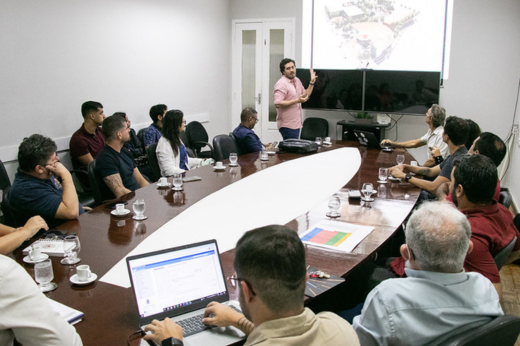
[183,176,202,182]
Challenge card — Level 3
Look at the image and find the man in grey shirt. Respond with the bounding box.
[352,201,503,346]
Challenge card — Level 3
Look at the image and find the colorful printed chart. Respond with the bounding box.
[300,220,374,253]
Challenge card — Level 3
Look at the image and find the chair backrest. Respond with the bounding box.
[87,160,115,206]
[229,132,242,155]
[0,159,11,191]
[1,186,25,227]
[438,315,520,346]
[146,143,161,182]
[185,121,209,151]
[499,190,512,209]
[494,236,517,271]
[212,135,238,162]
[300,117,329,141]
[180,131,195,158]
[514,214,520,232]
[137,128,146,147]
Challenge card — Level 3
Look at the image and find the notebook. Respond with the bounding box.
[126,239,245,346]
[353,130,394,150]
[22,238,75,257]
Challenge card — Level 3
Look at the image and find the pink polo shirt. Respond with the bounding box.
[274,75,306,130]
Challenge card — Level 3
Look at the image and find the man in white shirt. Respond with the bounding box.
[0,254,83,346]
[381,104,448,166]
[352,202,503,346]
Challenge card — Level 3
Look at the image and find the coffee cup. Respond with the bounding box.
[410,161,418,167]
[29,246,42,261]
[77,264,92,282]
[261,150,268,161]
[116,203,125,214]
[325,137,331,143]
[215,161,224,169]
[159,177,167,185]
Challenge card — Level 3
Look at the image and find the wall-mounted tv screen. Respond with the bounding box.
[297,68,364,111]
[364,70,441,114]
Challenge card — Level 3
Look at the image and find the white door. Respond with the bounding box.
[232,19,294,143]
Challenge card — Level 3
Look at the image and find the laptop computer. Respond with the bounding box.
[126,239,245,346]
[353,130,394,150]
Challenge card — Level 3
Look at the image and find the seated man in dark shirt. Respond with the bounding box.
[143,104,167,149]
[69,101,106,169]
[389,116,469,197]
[8,134,85,228]
[96,115,149,198]
[232,107,272,154]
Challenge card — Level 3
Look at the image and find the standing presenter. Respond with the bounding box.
[274,58,317,140]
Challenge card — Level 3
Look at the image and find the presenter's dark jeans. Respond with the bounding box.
[279,127,300,140]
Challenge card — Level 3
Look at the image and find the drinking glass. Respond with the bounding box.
[172,173,183,191]
[35,259,57,292]
[378,168,388,183]
[61,235,81,265]
[361,183,374,201]
[229,153,238,166]
[396,154,405,166]
[133,199,147,220]
[327,195,341,218]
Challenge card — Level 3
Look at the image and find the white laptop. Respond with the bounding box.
[126,239,245,346]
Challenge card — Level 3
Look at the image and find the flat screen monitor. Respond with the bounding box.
[364,70,441,114]
[297,68,364,111]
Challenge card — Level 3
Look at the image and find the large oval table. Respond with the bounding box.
[12,141,419,346]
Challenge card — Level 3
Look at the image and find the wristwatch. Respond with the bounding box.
[404,173,412,183]
[161,337,184,346]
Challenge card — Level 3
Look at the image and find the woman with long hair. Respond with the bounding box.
[156,110,205,176]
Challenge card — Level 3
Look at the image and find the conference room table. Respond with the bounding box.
[12,140,420,346]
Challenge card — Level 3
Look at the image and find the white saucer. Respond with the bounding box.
[361,198,375,202]
[213,166,226,171]
[377,180,388,184]
[111,209,130,216]
[70,273,97,285]
[326,212,341,218]
[266,151,276,155]
[229,163,239,167]
[23,253,49,264]
[157,182,171,187]
[133,215,148,221]
[323,141,332,145]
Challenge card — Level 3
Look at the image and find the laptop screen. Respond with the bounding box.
[127,240,229,325]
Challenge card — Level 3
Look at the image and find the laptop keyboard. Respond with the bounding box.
[178,314,214,337]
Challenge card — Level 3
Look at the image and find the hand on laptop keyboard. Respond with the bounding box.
[144,318,183,344]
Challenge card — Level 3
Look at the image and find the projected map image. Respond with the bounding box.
[310,0,447,71]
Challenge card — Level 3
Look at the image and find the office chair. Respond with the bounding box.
[228,132,242,155]
[212,135,238,162]
[69,168,96,208]
[185,121,213,159]
[1,187,25,228]
[300,117,329,141]
[137,128,146,147]
[499,190,512,209]
[87,160,116,207]
[0,160,11,191]
[494,236,517,271]
[515,213,520,232]
[180,130,195,158]
[438,315,520,346]
[146,143,161,182]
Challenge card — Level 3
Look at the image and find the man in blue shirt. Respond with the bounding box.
[143,104,167,149]
[232,107,272,154]
[8,134,85,228]
[352,201,503,345]
[96,115,149,198]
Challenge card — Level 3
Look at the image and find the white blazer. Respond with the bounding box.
[156,137,202,177]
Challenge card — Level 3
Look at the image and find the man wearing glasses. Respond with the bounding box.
[232,107,273,154]
[8,134,85,228]
[144,225,359,346]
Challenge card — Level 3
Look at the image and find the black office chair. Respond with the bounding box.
[146,143,161,182]
[180,130,195,158]
[87,160,116,206]
[300,117,329,141]
[438,315,520,346]
[69,168,96,208]
[514,213,520,232]
[213,135,238,162]
[1,186,25,228]
[185,121,213,159]
[499,190,512,209]
[494,236,517,271]
[229,132,242,155]
[0,159,11,191]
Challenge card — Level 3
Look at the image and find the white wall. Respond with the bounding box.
[0,0,231,179]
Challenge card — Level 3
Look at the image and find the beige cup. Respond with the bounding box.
[216,161,224,169]
[77,265,92,282]
[116,203,125,214]
[159,177,167,185]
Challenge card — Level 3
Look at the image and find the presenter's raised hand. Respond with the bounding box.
[310,68,317,83]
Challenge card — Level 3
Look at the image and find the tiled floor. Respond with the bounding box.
[499,263,520,345]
